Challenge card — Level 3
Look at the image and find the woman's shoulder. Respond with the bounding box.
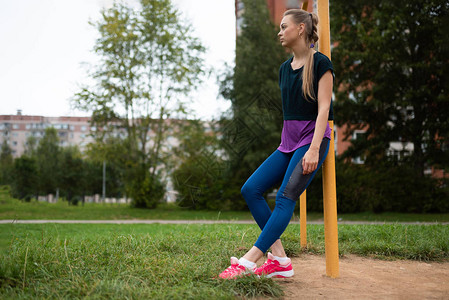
[314,51,331,63]
[314,51,332,65]
[314,51,335,80]
[280,55,294,69]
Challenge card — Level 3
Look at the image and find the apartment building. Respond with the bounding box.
[0,111,94,157]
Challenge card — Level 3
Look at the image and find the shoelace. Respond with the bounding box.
[222,264,245,276]
[257,259,278,273]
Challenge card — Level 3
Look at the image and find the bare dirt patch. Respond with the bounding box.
[277,254,449,299]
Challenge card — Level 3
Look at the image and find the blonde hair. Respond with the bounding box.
[283,9,319,101]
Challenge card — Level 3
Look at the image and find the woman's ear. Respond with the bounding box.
[298,23,305,36]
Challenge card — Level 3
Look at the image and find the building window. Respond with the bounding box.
[12,141,18,146]
[81,126,86,132]
[13,124,19,129]
[351,130,366,164]
[286,0,300,9]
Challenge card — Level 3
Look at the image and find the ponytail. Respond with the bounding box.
[283,9,319,101]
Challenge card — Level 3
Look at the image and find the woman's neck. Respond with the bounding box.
[291,45,313,61]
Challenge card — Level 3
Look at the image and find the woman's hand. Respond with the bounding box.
[302,148,319,175]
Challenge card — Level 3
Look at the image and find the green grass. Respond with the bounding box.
[0,223,448,299]
[2,195,449,222]
[0,196,255,221]
[335,211,449,223]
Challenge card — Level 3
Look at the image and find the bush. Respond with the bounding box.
[306,159,449,213]
[129,173,165,209]
[0,185,12,197]
[71,196,82,206]
[173,155,246,211]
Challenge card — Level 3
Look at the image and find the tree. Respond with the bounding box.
[172,120,232,210]
[72,0,205,208]
[12,156,38,200]
[36,128,61,195]
[218,0,289,208]
[59,146,85,203]
[0,140,13,186]
[23,135,38,157]
[84,137,127,199]
[331,0,449,176]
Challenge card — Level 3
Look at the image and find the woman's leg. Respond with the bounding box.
[219,151,292,278]
[241,149,292,231]
[244,138,330,261]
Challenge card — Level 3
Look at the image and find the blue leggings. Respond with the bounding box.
[241,138,330,253]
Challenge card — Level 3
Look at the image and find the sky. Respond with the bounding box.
[0,0,235,120]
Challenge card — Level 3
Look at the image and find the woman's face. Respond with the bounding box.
[278,15,304,48]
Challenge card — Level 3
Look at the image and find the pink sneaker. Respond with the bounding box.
[254,253,294,278]
[218,257,255,279]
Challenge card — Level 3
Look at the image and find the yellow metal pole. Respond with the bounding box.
[300,190,307,248]
[322,121,339,278]
[317,0,340,278]
[301,0,309,10]
[299,0,310,252]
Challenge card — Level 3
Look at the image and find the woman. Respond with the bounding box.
[219,8,334,279]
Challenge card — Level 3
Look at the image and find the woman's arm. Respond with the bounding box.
[302,70,333,175]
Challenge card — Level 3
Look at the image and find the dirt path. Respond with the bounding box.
[277,254,449,299]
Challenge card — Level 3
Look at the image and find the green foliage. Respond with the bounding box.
[221,0,287,167]
[23,135,38,157]
[59,146,85,203]
[36,128,61,195]
[331,0,449,175]
[172,120,242,210]
[85,137,126,197]
[305,160,449,213]
[173,156,230,210]
[0,185,11,198]
[8,131,126,203]
[72,0,205,208]
[0,141,13,186]
[11,156,38,200]
[128,167,165,209]
[217,0,289,210]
